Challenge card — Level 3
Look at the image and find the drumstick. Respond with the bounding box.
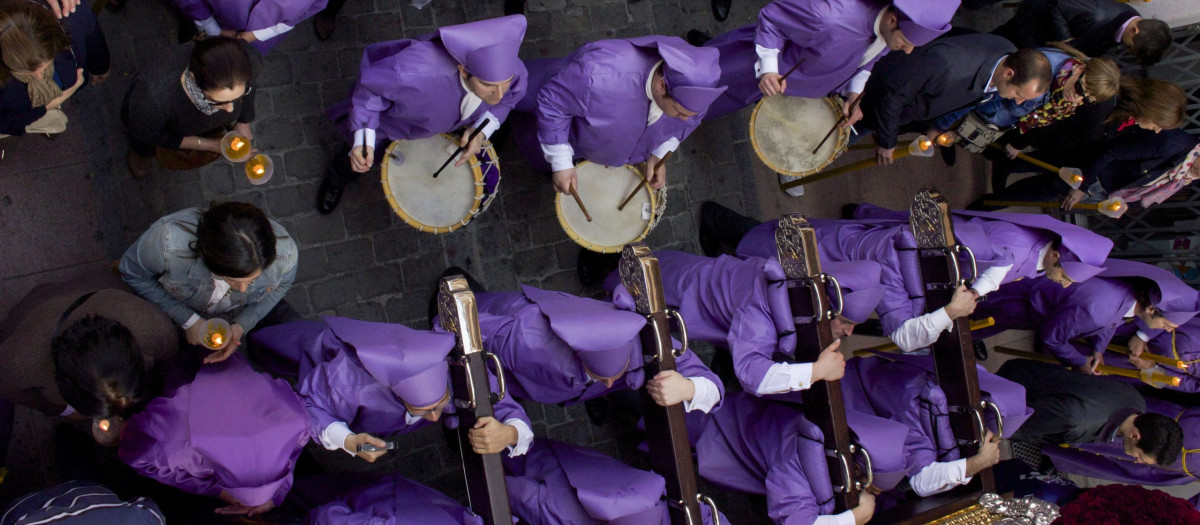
[569,187,593,222]
[778,59,806,83]
[617,151,673,211]
[811,115,846,155]
[432,118,490,178]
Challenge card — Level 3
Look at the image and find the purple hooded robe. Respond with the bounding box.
[328,16,528,147]
[504,438,725,524]
[304,474,484,525]
[248,317,530,450]
[1043,396,1200,487]
[737,205,1111,348]
[172,0,327,53]
[118,353,310,508]
[517,36,725,171]
[603,251,801,396]
[1108,320,1200,393]
[461,285,724,409]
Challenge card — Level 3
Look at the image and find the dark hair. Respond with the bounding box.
[0,0,70,83]
[51,316,148,420]
[1110,78,1187,129]
[1007,48,1053,92]
[193,202,277,278]
[1131,19,1171,67]
[188,36,252,92]
[1133,413,1184,465]
[1128,278,1165,318]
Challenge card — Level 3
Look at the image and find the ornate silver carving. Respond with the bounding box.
[619,243,652,314]
[437,277,461,337]
[775,214,813,278]
[910,188,953,249]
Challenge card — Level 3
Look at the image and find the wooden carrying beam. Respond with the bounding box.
[437,276,513,525]
[774,214,863,512]
[619,243,720,525]
[876,189,995,524]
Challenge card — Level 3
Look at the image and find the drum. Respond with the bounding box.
[556,162,666,253]
[749,95,849,177]
[953,111,1004,153]
[381,134,501,234]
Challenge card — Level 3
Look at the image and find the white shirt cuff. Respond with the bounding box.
[542,143,576,172]
[754,45,780,78]
[845,71,870,96]
[682,377,720,413]
[891,308,954,352]
[756,362,814,395]
[320,421,357,456]
[474,111,502,138]
[970,264,1011,297]
[195,17,221,37]
[815,510,858,525]
[911,458,970,497]
[181,313,203,330]
[353,128,376,149]
[651,138,680,161]
[504,419,534,457]
[250,22,293,42]
[1135,330,1150,342]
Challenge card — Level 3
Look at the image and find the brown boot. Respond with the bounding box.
[127,150,153,180]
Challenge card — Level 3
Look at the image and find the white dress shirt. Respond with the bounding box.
[320,414,534,458]
[911,458,971,496]
[756,362,814,395]
[193,17,293,42]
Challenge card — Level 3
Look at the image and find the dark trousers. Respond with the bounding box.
[701,201,762,253]
[316,0,347,20]
[326,144,387,188]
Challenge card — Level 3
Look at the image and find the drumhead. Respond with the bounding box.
[557,162,655,253]
[381,135,491,233]
[750,96,848,176]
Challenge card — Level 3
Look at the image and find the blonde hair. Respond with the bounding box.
[0,0,69,83]
[1048,42,1120,103]
[1110,78,1187,129]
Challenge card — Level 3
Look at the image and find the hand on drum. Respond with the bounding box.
[646,154,668,189]
[840,93,863,128]
[455,126,485,167]
[350,145,375,173]
[552,167,578,194]
[758,73,786,97]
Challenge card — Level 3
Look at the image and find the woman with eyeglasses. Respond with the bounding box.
[119,202,297,364]
[121,36,259,178]
[0,0,110,138]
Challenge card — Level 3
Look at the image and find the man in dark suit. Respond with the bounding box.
[856,31,1052,165]
[993,0,1172,67]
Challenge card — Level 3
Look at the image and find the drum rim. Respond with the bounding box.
[555,161,656,253]
[380,133,498,234]
[749,95,849,178]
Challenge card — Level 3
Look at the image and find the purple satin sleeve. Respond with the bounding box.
[534,55,590,147]
[676,349,726,411]
[728,304,784,395]
[489,367,531,428]
[754,0,821,53]
[1039,308,1109,368]
[172,0,215,22]
[118,413,222,499]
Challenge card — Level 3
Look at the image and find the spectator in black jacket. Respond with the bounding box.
[0,0,109,138]
[122,37,259,178]
[993,0,1171,67]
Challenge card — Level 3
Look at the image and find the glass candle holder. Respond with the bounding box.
[201,318,232,350]
[1097,197,1127,219]
[220,132,253,162]
[245,154,274,185]
[908,135,936,157]
[1059,167,1084,189]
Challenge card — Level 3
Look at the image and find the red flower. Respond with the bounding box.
[1052,484,1200,525]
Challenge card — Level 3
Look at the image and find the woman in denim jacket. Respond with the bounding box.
[119,202,297,364]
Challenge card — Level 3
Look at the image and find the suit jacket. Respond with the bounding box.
[996,0,1137,58]
[0,273,178,415]
[1087,128,1200,192]
[859,31,1014,149]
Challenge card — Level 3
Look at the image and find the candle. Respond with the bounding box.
[244,154,273,185]
[210,333,224,347]
[230,137,246,151]
[936,133,954,146]
[1072,174,1083,183]
[98,419,110,432]
[919,139,932,151]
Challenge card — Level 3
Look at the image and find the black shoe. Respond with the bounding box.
[578,249,620,287]
[316,177,344,214]
[698,218,721,258]
[939,144,957,167]
[686,29,712,47]
[841,203,860,220]
[711,0,731,21]
[973,340,989,361]
[503,0,525,15]
[584,397,610,426]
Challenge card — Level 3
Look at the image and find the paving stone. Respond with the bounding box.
[325,237,376,269]
[295,246,328,283]
[356,264,405,299]
[308,273,360,312]
[279,211,348,245]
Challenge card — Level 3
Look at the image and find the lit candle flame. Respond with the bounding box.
[936,134,954,146]
[1106,202,1122,212]
[210,333,224,347]
[919,140,932,151]
[230,137,245,151]
[1171,377,1181,387]
[253,165,265,176]
[98,419,110,432]
[1072,174,1084,183]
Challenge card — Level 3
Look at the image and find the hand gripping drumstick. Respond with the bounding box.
[569,187,593,222]
[617,151,673,211]
[432,118,490,178]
